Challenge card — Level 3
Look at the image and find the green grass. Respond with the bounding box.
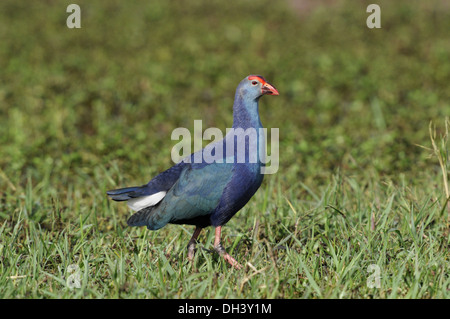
[1,0,450,298]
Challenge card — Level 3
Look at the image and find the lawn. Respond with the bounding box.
[0,0,449,298]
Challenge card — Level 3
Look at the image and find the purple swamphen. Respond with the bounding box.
[107,75,279,268]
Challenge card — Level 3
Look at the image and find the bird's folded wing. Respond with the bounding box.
[151,162,234,224]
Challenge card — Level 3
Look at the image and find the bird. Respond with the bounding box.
[107,75,279,269]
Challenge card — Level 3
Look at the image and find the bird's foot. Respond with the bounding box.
[214,243,242,270]
[187,227,202,262]
[222,253,242,270]
[187,241,196,261]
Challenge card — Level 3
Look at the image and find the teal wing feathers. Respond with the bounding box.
[129,162,234,230]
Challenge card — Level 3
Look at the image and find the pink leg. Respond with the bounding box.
[214,226,242,269]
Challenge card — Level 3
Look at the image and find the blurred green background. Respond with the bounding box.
[1,0,449,190]
[0,0,450,298]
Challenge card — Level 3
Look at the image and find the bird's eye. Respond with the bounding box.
[251,81,258,86]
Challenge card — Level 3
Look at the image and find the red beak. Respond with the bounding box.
[261,82,279,96]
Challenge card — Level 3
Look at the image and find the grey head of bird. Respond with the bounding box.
[236,75,279,102]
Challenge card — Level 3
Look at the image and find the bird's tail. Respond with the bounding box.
[107,185,167,230]
[106,185,147,201]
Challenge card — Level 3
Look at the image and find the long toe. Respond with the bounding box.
[223,253,242,269]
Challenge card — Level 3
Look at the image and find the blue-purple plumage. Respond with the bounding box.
[107,75,278,268]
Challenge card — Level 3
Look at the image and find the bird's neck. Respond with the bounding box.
[232,93,262,130]
[228,92,266,168]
